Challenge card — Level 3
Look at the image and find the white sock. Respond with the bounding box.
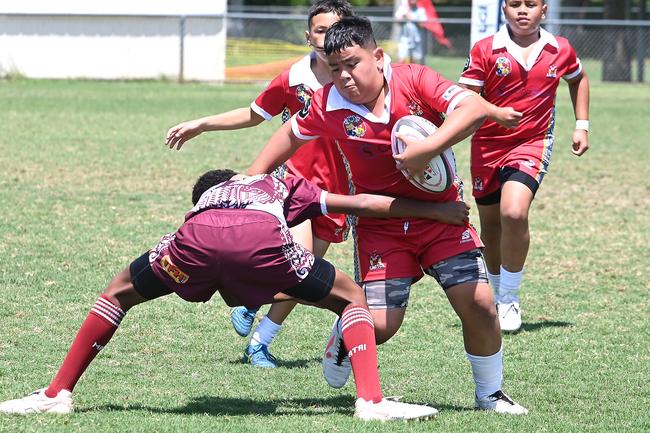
[250,315,282,347]
[466,348,503,399]
[499,266,523,303]
[487,271,500,298]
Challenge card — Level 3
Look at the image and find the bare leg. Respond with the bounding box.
[499,181,534,273]
[477,203,502,275]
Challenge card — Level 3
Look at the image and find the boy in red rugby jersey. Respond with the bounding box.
[458,0,590,332]
[248,16,528,414]
[166,1,356,368]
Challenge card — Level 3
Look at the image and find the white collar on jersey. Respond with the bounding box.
[324,54,393,125]
[492,24,559,71]
[288,52,323,91]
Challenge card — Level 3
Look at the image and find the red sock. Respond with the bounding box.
[45,295,125,397]
[340,304,383,403]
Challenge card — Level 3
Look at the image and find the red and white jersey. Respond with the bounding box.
[460,25,582,145]
[250,53,350,195]
[290,58,473,225]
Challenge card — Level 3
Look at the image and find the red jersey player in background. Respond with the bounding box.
[248,16,528,414]
[457,0,590,332]
[165,1,355,368]
[0,168,471,420]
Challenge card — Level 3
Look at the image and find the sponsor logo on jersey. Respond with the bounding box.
[523,159,536,168]
[160,254,189,284]
[368,251,385,271]
[473,176,484,192]
[343,114,366,138]
[463,55,472,72]
[298,98,311,118]
[546,64,558,78]
[442,85,462,101]
[495,56,512,77]
[460,228,472,243]
[407,100,423,116]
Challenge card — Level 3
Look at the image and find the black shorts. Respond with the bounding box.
[475,167,540,206]
[130,252,174,300]
[282,256,336,303]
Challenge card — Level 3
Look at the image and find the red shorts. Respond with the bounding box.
[470,136,553,200]
[284,139,353,243]
[149,209,315,306]
[353,219,483,282]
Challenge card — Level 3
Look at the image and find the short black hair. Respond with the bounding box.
[191,169,237,205]
[324,16,377,55]
[308,0,355,29]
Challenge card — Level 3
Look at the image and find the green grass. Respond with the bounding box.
[0,77,648,433]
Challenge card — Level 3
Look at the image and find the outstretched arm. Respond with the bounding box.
[166,107,265,150]
[567,72,590,156]
[326,193,470,226]
[247,121,310,175]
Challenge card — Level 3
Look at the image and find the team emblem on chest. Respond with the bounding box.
[343,114,366,138]
[295,84,310,104]
[495,56,512,77]
[407,100,423,116]
[546,64,558,78]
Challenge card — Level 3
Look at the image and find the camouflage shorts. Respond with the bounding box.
[424,248,488,291]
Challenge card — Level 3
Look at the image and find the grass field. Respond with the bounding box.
[0,71,648,433]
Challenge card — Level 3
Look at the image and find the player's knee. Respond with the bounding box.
[501,205,529,227]
[374,323,399,345]
[102,268,141,311]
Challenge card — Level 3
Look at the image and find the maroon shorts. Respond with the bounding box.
[148,209,315,307]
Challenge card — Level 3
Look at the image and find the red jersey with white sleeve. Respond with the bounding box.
[460,25,582,147]
[290,59,483,281]
[251,53,351,243]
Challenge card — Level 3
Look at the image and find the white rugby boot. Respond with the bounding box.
[354,397,438,421]
[322,318,351,388]
[496,298,522,332]
[475,390,528,415]
[0,388,73,414]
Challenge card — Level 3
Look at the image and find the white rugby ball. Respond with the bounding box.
[390,115,456,193]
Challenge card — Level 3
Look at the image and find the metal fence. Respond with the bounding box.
[225,12,650,83]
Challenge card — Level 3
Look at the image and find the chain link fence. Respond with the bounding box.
[225,13,650,83]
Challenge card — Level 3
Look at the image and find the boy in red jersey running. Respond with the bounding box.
[458,0,590,332]
[0,169,471,420]
[166,1,356,368]
[248,16,528,414]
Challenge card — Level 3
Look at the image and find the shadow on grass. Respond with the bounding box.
[227,356,321,369]
[83,395,354,416]
[449,319,573,333]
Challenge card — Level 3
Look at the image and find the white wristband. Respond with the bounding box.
[575,120,589,132]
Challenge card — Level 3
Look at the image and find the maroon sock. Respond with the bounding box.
[341,304,383,403]
[45,295,125,397]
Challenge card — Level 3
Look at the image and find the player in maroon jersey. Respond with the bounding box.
[0,169,474,419]
[247,16,528,414]
[458,0,590,332]
[165,0,356,368]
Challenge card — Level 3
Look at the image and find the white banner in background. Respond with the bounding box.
[470,0,505,48]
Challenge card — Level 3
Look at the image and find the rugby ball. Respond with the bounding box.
[390,115,456,193]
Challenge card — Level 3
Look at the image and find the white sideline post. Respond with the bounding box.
[0,0,227,81]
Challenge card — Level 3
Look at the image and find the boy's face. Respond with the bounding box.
[327,44,385,105]
[408,0,418,7]
[307,12,341,62]
[503,0,547,36]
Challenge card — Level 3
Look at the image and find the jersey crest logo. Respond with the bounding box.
[463,55,471,72]
[546,64,558,78]
[495,56,511,77]
[160,254,189,284]
[296,84,309,104]
[407,100,423,116]
[368,252,385,271]
[343,115,365,138]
